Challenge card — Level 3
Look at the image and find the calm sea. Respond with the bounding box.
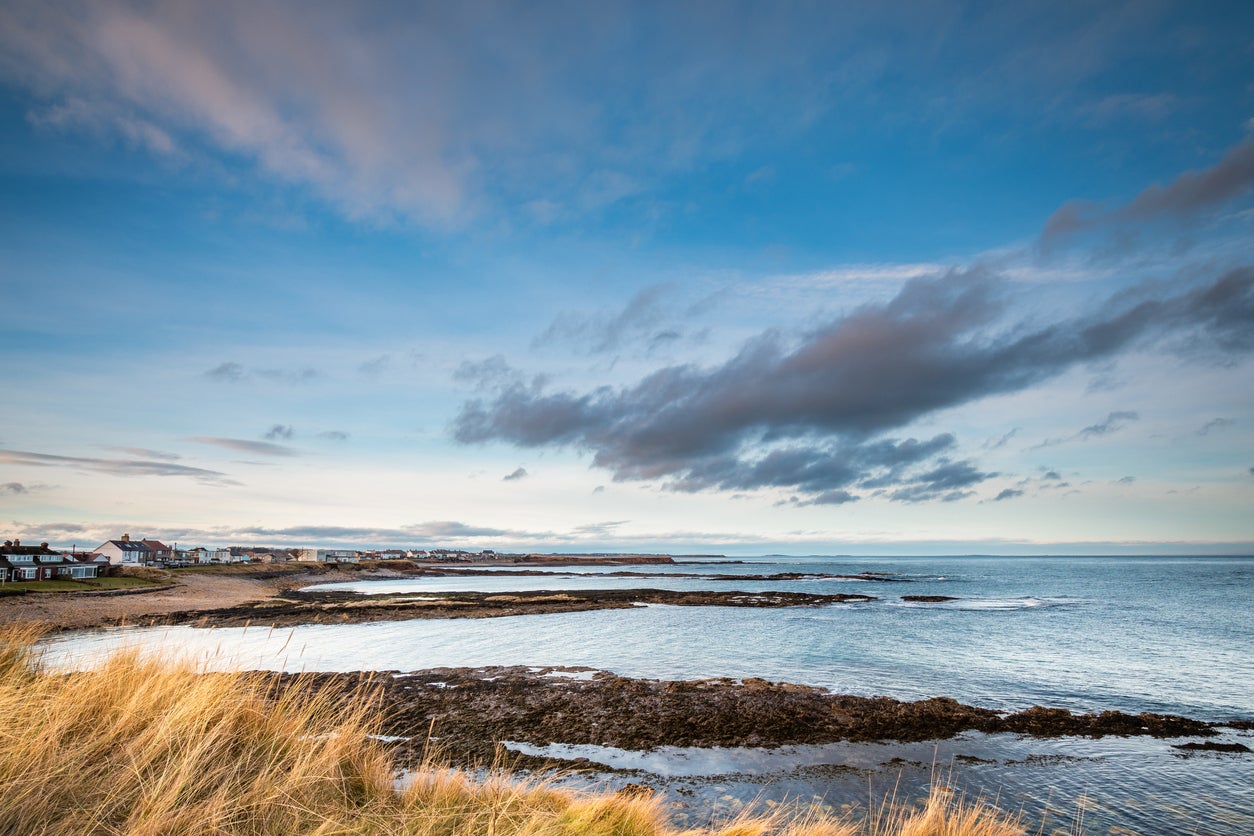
[40,555,1254,834]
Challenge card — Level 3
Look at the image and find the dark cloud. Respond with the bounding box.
[0,449,233,485]
[1116,475,1136,484]
[189,437,298,457]
[1042,137,1254,247]
[205,361,244,382]
[886,459,995,503]
[264,424,294,441]
[791,489,859,507]
[455,267,1254,502]
[992,488,1024,501]
[503,466,529,481]
[1042,470,1062,481]
[1,482,29,495]
[318,430,349,441]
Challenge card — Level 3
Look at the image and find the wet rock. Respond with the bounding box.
[900,595,957,603]
[267,668,1223,771]
[1172,741,1250,753]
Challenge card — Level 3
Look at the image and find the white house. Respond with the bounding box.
[295,548,360,564]
[94,535,153,566]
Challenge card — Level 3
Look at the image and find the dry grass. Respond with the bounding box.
[0,624,1025,835]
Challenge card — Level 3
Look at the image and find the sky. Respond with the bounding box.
[1,0,1253,555]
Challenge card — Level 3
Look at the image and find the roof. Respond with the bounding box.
[99,540,149,552]
[140,540,170,551]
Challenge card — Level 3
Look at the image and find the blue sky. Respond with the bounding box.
[1,1,1252,554]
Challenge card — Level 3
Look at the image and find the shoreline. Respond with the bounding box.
[279,665,1246,771]
[10,560,1252,766]
[0,560,911,631]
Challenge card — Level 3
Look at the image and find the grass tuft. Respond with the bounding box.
[0,624,1027,835]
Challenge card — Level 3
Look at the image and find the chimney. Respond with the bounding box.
[121,533,130,542]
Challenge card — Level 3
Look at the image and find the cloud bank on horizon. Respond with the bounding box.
[1,0,1252,553]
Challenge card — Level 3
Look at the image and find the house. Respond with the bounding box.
[140,539,173,563]
[0,553,101,581]
[295,549,360,564]
[182,546,235,564]
[94,534,153,566]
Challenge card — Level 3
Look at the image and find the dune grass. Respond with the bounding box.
[0,624,1025,835]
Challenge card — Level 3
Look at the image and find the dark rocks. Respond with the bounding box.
[1172,741,1250,753]
[272,667,1227,770]
[135,588,879,629]
[900,595,958,603]
[1001,707,1214,738]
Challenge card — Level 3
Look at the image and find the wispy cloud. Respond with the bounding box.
[1034,411,1140,449]
[188,437,298,457]
[1042,136,1254,248]
[204,362,321,384]
[103,446,181,461]
[1196,417,1232,436]
[0,449,234,485]
[263,424,294,441]
[503,467,528,482]
[534,284,686,354]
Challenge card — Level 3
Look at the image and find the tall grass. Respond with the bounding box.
[0,624,1024,835]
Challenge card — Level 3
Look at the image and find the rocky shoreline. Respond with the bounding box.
[271,665,1241,771]
[128,587,881,628]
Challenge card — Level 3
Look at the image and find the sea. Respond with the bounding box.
[38,555,1254,834]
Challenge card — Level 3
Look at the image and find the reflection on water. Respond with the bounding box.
[506,731,1254,835]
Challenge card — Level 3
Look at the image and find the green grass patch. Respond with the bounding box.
[0,576,166,594]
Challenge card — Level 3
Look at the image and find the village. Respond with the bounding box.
[0,533,506,585]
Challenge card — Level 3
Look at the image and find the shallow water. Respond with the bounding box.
[39,555,1254,834]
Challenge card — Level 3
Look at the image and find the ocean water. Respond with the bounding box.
[39,555,1254,834]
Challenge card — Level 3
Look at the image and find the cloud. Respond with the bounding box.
[1,483,30,495]
[205,361,244,382]
[534,284,682,354]
[992,488,1024,501]
[104,446,181,461]
[359,355,391,377]
[318,430,349,441]
[1034,411,1140,449]
[983,428,1019,450]
[454,355,527,391]
[1078,411,1139,439]
[1196,417,1232,436]
[1116,475,1136,484]
[264,424,294,441]
[503,466,528,481]
[256,368,321,384]
[188,437,298,457]
[204,362,321,384]
[455,266,1254,501]
[0,449,233,485]
[1042,137,1254,246]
